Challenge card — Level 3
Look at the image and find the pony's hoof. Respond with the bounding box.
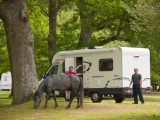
[43,106,47,109]
[54,104,58,109]
[75,106,80,109]
[65,106,70,109]
[33,106,38,109]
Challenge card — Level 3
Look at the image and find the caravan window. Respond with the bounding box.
[48,65,59,75]
[99,58,113,71]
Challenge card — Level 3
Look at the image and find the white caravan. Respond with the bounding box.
[0,71,12,91]
[44,47,151,103]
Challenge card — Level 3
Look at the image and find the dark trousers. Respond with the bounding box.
[133,84,144,103]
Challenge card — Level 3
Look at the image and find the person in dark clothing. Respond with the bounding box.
[129,68,144,104]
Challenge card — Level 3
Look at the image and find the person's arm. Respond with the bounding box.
[140,74,142,88]
[129,79,133,88]
[129,75,133,88]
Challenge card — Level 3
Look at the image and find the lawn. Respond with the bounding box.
[0,91,160,120]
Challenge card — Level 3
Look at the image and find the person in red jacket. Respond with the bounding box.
[65,66,76,101]
[65,66,76,75]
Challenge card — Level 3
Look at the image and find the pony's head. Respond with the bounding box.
[33,91,41,109]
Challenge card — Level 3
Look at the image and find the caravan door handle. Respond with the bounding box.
[114,75,119,77]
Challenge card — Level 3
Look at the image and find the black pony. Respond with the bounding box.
[33,74,83,109]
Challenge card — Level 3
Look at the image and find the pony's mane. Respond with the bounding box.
[38,79,46,91]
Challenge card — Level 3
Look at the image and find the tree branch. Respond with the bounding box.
[97,18,124,46]
[90,10,97,19]
[32,4,48,17]
[0,1,8,21]
[57,0,71,11]
[96,15,124,31]
[57,0,64,10]
[0,6,3,19]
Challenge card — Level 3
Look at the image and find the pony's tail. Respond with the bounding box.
[79,77,84,108]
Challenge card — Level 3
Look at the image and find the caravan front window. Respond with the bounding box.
[99,58,113,71]
[48,65,59,75]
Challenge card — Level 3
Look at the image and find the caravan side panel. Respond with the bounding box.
[83,48,122,89]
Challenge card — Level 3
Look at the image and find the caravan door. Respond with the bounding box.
[65,58,76,73]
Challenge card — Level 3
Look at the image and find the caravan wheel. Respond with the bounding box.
[91,92,102,103]
[114,94,125,103]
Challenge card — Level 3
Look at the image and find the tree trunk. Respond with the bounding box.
[77,0,94,48]
[0,0,37,104]
[48,0,58,65]
[78,22,93,48]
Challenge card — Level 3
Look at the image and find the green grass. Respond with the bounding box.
[0,91,160,120]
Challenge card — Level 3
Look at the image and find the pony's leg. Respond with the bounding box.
[65,91,75,109]
[75,92,80,109]
[43,93,50,109]
[52,91,58,109]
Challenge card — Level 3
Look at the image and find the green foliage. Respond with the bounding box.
[103,40,131,48]
[150,48,160,83]
[91,28,111,47]
[28,0,49,79]
[28,1,79,78]
[0,22,10,75]
[57,5,80,50]
[151,71,160,83]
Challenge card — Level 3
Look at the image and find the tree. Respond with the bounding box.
[0,0,37,104]
[77,0,127,48]
[123,0,160,83]
[29,0,72,65]
[48,0,58,64]
[26,0,73,78]
[48,0,72,64]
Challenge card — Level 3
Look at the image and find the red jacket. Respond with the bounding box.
[65,71,76,75]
